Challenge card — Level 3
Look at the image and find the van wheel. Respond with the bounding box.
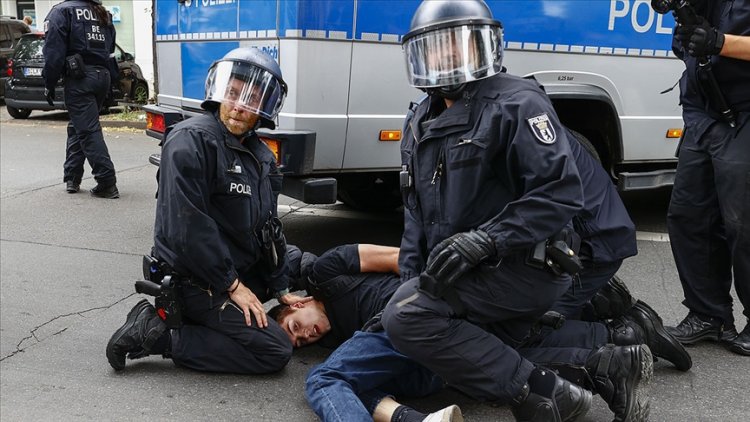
[567,128,601,163]
[131,82,149,104]
[7,106,31,119]
[337,173,402,212]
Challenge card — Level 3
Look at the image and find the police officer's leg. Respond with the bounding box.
[63,120,86,187]
[551,260,623,320]
[64,70,117,188]
[711,115,750,354]
[667,125,734,331]
[170,285,292,374]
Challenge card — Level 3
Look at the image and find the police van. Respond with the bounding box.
[145,0,683,210]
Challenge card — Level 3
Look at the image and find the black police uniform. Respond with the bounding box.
[304,244,402,348]
[153,111,291,374]
[552,127,638,319]
[667,1,750,328]
[383,72,591,403]
[43,0,117,188]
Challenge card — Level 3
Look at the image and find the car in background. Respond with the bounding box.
[4,32,149,119]
[0,15,31,98]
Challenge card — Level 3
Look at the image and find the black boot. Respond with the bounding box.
[91,183,119,199]
[590,276,636,320]
[586,344,653,422]
[665,312,738,345]
[106,299,168,370]
[727,322,750,356]
[609,300,692,371]
[511,367,592,422]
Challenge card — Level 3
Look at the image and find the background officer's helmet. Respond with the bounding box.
[202,47,288,129]
[402,0,503,98]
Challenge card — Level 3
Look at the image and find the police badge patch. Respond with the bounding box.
[527,113,557,144]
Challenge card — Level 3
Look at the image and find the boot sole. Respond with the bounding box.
[106,299,151,371]
[633,301,692,371]
[626,344,653,422]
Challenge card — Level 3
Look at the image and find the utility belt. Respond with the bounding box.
[134,254,187,329]
[64,53,107,79]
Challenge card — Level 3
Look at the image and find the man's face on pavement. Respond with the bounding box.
[280,302,331,348]
[219,77,261,135]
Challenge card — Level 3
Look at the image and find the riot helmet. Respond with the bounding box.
[402,0,503,98]
[202,47,288,129]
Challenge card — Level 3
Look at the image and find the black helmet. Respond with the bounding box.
[202,47,288,129]
[402,0,503,98]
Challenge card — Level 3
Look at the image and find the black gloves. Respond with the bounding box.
[44,88,55,106]
[421,230,496,288]
[674,17,724,57]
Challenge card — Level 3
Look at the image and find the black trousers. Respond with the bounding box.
[170,283,292,374]
[62,67,116,186]
[667,113,750,325]
[382,259,606,403]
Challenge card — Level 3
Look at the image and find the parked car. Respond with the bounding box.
[4,32,149,119]
[0,15,31,98]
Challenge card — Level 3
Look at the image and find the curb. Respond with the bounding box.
[100,120,147,130]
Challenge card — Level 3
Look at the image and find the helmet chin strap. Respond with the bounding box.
[424,83,466,100]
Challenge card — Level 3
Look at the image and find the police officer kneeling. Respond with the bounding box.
[381,1,652,421]
[106,48,307,374]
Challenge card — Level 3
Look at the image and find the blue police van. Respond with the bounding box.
[145,0,683,210]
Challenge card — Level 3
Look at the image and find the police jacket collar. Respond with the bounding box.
[419,92,474,141]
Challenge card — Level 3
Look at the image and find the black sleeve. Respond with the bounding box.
[311,244,360,283]
[42,7,69,91]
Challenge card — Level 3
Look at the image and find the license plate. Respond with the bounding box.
[23,67,42,77]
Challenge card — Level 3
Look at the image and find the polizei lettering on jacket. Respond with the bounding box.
[75,8,97,21]
[229,182,252,196]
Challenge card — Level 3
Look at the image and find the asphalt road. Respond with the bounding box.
[1,106,748,421]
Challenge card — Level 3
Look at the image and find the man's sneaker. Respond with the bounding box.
[423,405,463,422]
[90,183,119,199]
[609,300,692,371]
[65,180,80,193]
[511,367,592,422]
[106,299,167,370]
[586,344,653,422]
[665,312,736,345]
[590,276,636,320]
[727,322,750,356]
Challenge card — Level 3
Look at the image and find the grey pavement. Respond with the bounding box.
[1,106,748,421]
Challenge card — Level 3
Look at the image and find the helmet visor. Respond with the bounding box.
[403,24,503,88]
[204,60,286,119]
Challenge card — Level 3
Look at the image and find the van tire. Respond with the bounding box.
[568,128,601,163]
[7,106,31,119]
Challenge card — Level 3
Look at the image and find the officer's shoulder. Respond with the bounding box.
[479,73,547,103]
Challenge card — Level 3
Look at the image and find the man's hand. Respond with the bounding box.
[44,88,55,106]
[422,230,496,288]
[278,293,313,306]
[228,280,268,328]
[675,18,724,57]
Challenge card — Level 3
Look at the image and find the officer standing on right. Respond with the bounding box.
[664,0,750,356]
[382,1,652,421]
[43,0,119,198]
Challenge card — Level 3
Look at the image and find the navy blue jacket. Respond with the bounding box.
[674,0,750,134]
[399,73,584,281]
[153,112,288,295]
[565,128,637,265]
[42,0,116,91]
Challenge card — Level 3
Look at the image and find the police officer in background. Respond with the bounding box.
[43,0,119,198]
[381,1,652,420]
[665,0,750,356]
[106,47,309,374]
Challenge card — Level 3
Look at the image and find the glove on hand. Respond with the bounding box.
[675,18,724,57]
[44,88,55,106]
[423,230,496,288]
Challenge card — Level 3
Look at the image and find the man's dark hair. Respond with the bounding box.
[268,303,293,324]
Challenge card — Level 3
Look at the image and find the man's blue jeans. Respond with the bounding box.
[305,330,444,422]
